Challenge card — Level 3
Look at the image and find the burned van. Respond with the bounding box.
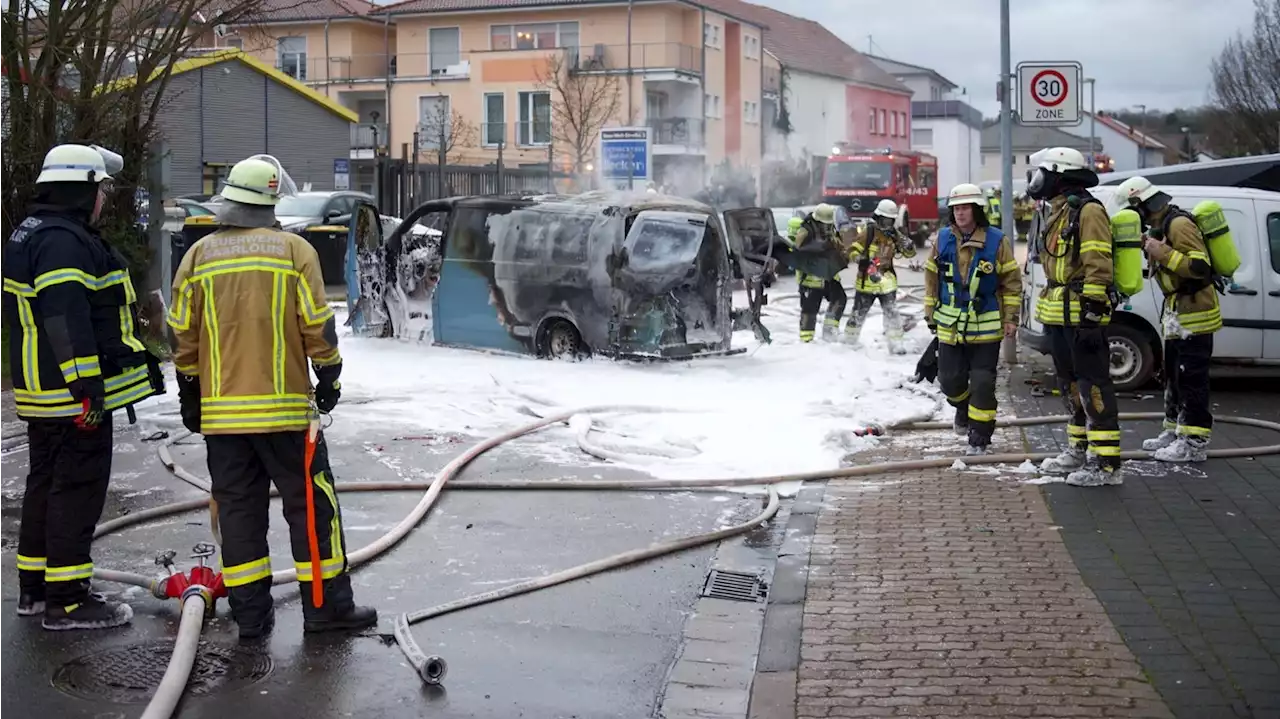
[345,192,773,359]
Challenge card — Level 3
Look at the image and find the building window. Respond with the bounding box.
[930,86,941,101]
[418,95,451,149]
[276,36,306,80]
[491,22,578,50]
[224,36,243,49]
[1025,154,1032,163]
[704,22,720,49]
[878,109,887,135]
[744,101,758,123]
[429,27,461,74]
[868,108,876,134]
[714,95,721,117]
[518,90,551,145]
[744,36,759,59]
[892,112,900,137]
[912,128,933,146]
[483,93,505,146]
[647,90,669,120]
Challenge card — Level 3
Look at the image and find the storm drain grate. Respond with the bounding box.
[702,569,768,603]
[52,640,274,703]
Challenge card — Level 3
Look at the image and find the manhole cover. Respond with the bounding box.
[702,569,768,603]
[52,640,273,703]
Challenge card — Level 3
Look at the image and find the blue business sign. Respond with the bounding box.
[599,127,651,184]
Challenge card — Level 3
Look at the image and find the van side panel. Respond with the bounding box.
[432,205,528,353]
[1209,197,1264,359]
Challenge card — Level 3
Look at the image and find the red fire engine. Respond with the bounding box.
[821,143,940,240]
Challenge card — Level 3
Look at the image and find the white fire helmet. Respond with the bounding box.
[873,199,898,219]
[947,183,985,207]
[1115,176,1160,207]
[36,144,123,184]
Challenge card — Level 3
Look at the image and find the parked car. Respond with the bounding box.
[1018,185,1280,391]
[274,191,376,232]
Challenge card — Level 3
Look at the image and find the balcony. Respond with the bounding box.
[647,117,705,154]
[275,54,394,84]
[350,123,388,159]
[568,43,701,76]
[763,66,781,96]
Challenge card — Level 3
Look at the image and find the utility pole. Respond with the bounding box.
[626,0,634,123]
[1085,78,1096,167]
[1135,103,1147,169]
[998,0,1016,365]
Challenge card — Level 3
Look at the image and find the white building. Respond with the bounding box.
[979,124,1097,184]
[1060,112,1166,172]
[868,55,983,190]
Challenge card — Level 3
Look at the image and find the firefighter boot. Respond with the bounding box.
[42,582,133,632]
[1142,428,1178,452]
[229,579,276,641]
[842,321,864,346]
[952,405,968,437]
[302,574,378,634]
[821,317,840,341]
[1065,454,1124,487]
[799,314,817,343]
[17,590,45,617]
[1153,436,1209,463]
[1040,447,1087,474]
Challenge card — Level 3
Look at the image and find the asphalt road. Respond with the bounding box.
[1,401,764,719]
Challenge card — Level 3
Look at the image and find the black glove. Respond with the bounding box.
[314,362,343,414]
[1078,298,1110,328]
[857,257,872,272]
[176,372,202,434]
[69,376,106,430]
[927,322,937,335]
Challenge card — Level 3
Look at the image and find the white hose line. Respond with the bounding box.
[393,486,780,682]
[139,594,207,719]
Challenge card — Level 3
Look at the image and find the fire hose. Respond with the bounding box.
[87,404,1280,719]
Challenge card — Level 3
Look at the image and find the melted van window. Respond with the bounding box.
[629,220,702,271]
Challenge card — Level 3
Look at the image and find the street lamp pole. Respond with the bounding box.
[1084,78,1096,167]
[998,0,1013,240]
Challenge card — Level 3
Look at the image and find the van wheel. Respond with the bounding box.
[538,319,586,360]
[1107,323,1156,392]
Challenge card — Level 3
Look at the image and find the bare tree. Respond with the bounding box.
[1207,0,1280,156]
[415,99,478,165]
[2,0,296,273]
[536,49,624,173]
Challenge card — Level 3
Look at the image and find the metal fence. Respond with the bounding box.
[371,157,573,218]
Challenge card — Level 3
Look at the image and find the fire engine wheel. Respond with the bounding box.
[538,319,587,360]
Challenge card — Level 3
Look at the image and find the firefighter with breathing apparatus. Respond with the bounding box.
[1030,147,1143,486]
[4,143,164,630]
[924,184,1022,455]
[1115,176,1238,464]
[842,199,916,353]
[985,187,1003,228]
[790,203,849,342]
[168,155,377,640]
[1014,191,1036,242]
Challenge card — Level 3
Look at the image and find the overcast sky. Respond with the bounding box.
[753,0,1258,117]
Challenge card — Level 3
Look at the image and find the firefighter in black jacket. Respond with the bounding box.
[3,144,161,630]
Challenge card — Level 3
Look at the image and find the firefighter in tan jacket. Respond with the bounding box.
[168,157,376,640]
[1028,147,1123,487]
[842,199,916,352]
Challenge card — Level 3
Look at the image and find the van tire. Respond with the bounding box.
[538,319,587,360]
[1107,322,1156,392]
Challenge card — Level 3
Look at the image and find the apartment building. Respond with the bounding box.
[219,0,767,195]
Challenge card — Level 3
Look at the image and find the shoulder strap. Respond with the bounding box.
[1160,205,1194,239]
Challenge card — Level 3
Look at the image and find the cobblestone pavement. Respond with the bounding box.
[793,385,1172,718]
[1010,366,1280,719]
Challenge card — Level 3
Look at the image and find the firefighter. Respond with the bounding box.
[3,143,162,630]
[923,184,1022,454]
[985,187,1002,228]
[1029,147,1123,486]
[792,203,848,342]
[842,199,916,353]
[1117,176,1219,463]
[1014,191,1036,242]
[168,156,376,639]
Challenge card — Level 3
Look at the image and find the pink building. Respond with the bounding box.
[845,84,912,152]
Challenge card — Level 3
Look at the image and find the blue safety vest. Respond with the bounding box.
[934,227,1003,343]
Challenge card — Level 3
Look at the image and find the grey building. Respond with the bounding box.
[153,49,357,197]
[978,123,1099,184]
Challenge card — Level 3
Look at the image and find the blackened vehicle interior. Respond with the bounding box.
[349,193,769,359]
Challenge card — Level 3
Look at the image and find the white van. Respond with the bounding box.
[1018,185,1280,390]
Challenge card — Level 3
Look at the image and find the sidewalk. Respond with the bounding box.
[752,361,1280,719]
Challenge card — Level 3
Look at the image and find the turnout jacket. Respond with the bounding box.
[2,209,158,420]
[167,227,341,434]
[923,225,1022,345]
[1144,208,1221,337]
[846,225,916,294]
[1034,194,1114,326]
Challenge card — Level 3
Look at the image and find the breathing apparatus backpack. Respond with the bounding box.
[1057,194,1144,303]
[787,215,848,280]
[1156,201,1242,293]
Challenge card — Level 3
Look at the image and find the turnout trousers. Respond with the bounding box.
[936,342,1000,446]
[798,278,847,341]
[1162,333,1214,438]
[17,415,115,606]
[206,431,355,627]
[1047,325,1121,469]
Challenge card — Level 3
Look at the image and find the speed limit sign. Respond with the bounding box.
[1016,61,1082,126]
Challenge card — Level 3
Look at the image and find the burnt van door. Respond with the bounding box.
[722,208,775,343]
[346,201,388,336]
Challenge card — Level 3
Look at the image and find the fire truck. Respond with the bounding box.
[821,143,940,243]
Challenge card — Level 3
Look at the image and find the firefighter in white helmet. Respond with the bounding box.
[841,199,916,352]
[1028,147,1122,486]
[1116,176,1220,463]
[168,156,377,640]
[923,183,1022,455]
[3,144,162,630]
[791,203,849,342]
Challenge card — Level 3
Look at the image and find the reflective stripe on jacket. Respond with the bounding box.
[1034,195,1114,327]
[2,212,156,419]
[847,225,917,294]
[1146,210,1221,337]
[168,227,342,434]
[924,225,1022,345]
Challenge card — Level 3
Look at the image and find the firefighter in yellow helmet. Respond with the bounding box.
[3,144,162,630]
[791,203,848,342]
[1117,176,1220,463]
[1013,191,1036,242]
[842,199,916,352]
[168,156,377,639]
[1028,147,1122,486]
[985,187,1002,228]
[923,184,1022,455]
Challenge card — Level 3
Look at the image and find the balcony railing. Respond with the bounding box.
[646,117,704,148]
[763,66,781,94]
[273,54,394,83]
[351,123,388,149]
[568,43,701,75]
